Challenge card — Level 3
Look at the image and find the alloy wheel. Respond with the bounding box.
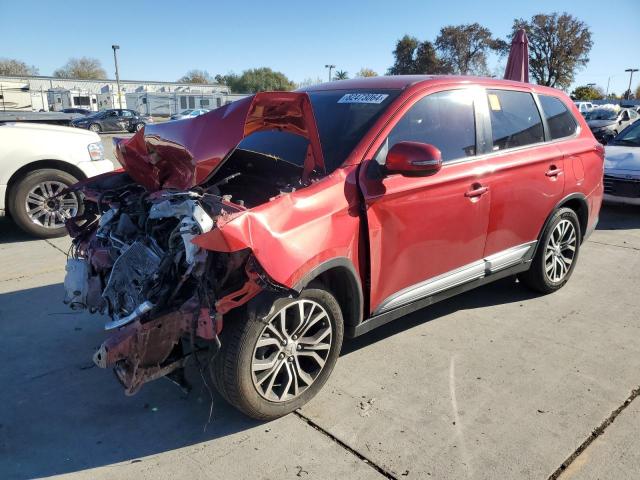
[89,124,100,132]
[544,219,577,283]
[252,299,333,402]
[25,181,79,229]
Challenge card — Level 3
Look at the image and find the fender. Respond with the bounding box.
[293,256,364,333]
[532,192,589,258]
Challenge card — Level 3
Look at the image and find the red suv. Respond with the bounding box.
[63,76,603,419]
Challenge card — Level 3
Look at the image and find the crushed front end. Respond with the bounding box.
[60,91,325,395]
[63,175,275,394]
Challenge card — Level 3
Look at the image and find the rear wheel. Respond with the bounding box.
[9,169,81,238]
[519,207,580,294]
[211,288,344,420]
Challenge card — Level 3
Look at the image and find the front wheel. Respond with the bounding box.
[89,123,101,133]
[519,207,581,294]
[211,288,344,420]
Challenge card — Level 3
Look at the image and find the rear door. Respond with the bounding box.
[359,88,492,315]
[479,88,565,257]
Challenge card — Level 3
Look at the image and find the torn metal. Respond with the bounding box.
[61,92,325,394]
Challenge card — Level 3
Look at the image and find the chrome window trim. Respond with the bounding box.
[373,241,537,316]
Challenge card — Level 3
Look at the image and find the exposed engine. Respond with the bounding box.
[63,147,304,394]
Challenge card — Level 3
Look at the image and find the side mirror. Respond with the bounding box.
[385,141,442,176]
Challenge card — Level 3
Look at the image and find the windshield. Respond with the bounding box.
[235,89,401,173]
[586,109,618,121]
[609,121,640,147]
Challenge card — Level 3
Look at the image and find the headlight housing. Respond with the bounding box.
[87,142,104,161]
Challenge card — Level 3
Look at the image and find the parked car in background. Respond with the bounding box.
[0,123,114,237]
[170,108,210,120]
[63,76,603,420]
[574,101,594,114]
[603,120,640,205]
[585,107,639,143]
[70,109,153,133]
[61,108,91,116]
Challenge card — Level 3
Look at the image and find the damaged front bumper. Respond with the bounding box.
[62,174,290,395]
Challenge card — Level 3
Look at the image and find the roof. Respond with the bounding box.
[301,75,564,96]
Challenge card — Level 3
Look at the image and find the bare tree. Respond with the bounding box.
[178,69,214,84]
[511,13,593,89]
[356,68,378,77]
[0,58,39,76]
[53,57,106,79]
[435,23,505,75]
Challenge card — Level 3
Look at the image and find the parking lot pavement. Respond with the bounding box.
[1,204,639,480]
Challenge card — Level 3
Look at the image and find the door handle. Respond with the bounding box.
[545,166,563,177]
[465,184,489,198]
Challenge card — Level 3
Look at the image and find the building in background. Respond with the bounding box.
[0,75,246,115]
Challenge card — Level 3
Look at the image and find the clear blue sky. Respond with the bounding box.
[4,0,639,94]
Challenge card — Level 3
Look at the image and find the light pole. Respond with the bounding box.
[624,68,638,100]
[325,64,335,82]
[586,83,596,87]
[112,45,122,109]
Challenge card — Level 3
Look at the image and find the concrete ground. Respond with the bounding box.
[1,203,639,480]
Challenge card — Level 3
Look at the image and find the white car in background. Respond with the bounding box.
[603,120,640,205]
[574,101,594,114]
[0,123,114,237]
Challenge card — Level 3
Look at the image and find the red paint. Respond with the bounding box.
[117,76,603,320]
[114,92,324,191]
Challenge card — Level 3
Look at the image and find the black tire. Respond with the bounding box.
[8,168,81,238]
[519,207,581,294]
[134,122,144,132]
[89,123,101,133]
[211,288,344,420]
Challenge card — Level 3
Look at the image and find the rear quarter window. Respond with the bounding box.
[538,95,578,140]
[487,89,544,151]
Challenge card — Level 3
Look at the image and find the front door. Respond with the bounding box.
[359,88,491,315]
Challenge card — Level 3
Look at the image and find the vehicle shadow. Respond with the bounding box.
[0,282,261,480]
[342,276,537,356]
[0,217,40,244]
[596,203,640,230]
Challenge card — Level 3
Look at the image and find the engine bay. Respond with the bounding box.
[62,146,305,394]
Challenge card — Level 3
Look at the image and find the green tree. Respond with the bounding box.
[435,23,504,75]
[178,69,214,84]
[388,35,450,75]
[356,68,378,77]
[571,85,604,101]
[0,58,39,76]
[53,57,106,79]
[636,85,640,100]
[221,67,295,93]
[511,13,593,89]
[388,35,420,74]
[334,70,349,80]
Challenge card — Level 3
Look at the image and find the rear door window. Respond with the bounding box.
[538,94,578,140]
[377,89,476,163]
[486,90,544,151]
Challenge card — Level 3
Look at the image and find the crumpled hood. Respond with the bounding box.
[114,92,325,191]
[605,145,640,174]
[587,119,616,129]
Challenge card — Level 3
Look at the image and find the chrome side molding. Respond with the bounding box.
[374,241,536,316]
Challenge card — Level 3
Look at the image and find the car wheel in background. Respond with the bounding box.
[8,169,82,238]
[519,207,581,294]
[135,123,144,132]
[89,123,101,133]
[211,288,344,420]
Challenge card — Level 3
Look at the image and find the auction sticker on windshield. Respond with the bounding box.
[338,93,389,104]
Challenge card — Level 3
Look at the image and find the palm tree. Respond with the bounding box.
[334,70,349,80]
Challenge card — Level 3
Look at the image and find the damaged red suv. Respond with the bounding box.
[63,76,603,419]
